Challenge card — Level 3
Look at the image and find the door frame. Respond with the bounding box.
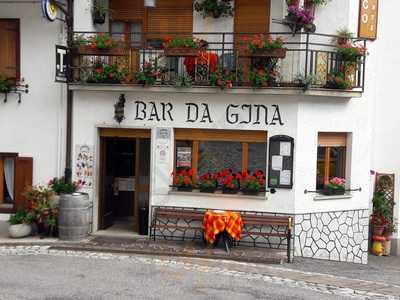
[98,128,152,231]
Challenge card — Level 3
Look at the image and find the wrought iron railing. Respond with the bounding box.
[69,31,367,92]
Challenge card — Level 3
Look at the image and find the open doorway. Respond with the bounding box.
[99,129,151,235]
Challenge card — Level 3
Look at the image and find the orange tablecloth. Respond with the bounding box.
[203,210,243,244]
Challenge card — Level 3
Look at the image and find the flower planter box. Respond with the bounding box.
[247,48,287,59]
[222,189,238,195]
[241,189,260,196]
[87,78,123,84]
[164,47,201,57]
[177,186,193,192]
[322,188,345,196]
[199,187,217,193]
[74,46,127,56]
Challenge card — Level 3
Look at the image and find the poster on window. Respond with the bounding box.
[176,147,192,168]
[75,144,94,189]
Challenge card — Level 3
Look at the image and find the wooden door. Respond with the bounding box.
[99,138,115,229]
[134,138,151,233]
[0,19,19,81]
[14,157,33,210]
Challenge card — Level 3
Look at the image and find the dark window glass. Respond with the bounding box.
[248,143,267,173]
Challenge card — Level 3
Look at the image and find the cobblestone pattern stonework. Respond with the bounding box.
[0,246,398,300]
[294,209,370,264]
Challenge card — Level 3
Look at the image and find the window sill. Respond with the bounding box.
[169,190,266,200]
[313,194,352,201]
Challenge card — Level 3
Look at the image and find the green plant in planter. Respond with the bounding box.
[325,71,352,90]
[135,61,161,86]
[0,75,13,93]
[335,27,354,45]
[92,0,112,24]
[194,0,234,18]
[198,173,218,192]
[210,68,235,90]
[48,177,81,194]
[249,68,269,88]
[87,60,129,84]
[238,170,266,195]
[163,37,202,49]
[8,210,33,225]
[174,75,193,88]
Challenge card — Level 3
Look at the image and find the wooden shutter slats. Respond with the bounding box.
[110,0,145,21]
[318,133,347,147]
[234,0,270,34]
[175,129,267,143]
[0,20,19,80]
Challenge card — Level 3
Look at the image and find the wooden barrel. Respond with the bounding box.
[58,193,91,241]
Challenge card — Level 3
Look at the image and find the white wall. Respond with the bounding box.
[0,2,65,185]
[371,0,400,241]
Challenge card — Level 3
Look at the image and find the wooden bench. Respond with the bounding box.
[150,206,293,262]
[241,214,292,262]
[150,207,205,241]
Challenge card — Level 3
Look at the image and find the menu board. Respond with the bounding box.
[268,135,294,189]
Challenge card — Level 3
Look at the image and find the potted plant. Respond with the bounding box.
[217,169,239,194]
[241,34,286,59]
[163,37,203,57]
[383,221,396,256]
[336,43,367,63]
[304,0,331,17]
[325,71,352,90]
[336,27,354,46]
[24,186,59,237]
[48,177,81,208]
[8,210,33,238]
[172,169,195,192]
[86,60,129,84]
[238,170,266,196]
[323,177,346,195]
[210,68,235,90]
[198,173,218,193]
[194,0,234,19]
[371,192,393,236]
[371,213,386,236]
[135,61,161,86]
[0,75,13,93]
[285,5,315,33]
[92,1,109,25]
[249,68,270,88]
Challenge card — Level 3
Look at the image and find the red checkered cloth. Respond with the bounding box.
[203,210,243,244]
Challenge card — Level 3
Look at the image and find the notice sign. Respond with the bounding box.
[176,147,192,168]
[55,45,68,82]
[358,0,378,40]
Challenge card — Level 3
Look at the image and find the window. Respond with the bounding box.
[0,19,20,81]
[174,129,267,179]
[0,154,33,212]
[111,21,143,48]
[316,133,347,190]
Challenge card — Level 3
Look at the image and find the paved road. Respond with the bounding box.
[0,247,397,300]
[0,253,346,300]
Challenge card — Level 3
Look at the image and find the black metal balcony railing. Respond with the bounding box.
[70,31,367,92]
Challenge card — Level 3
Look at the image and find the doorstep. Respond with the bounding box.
[50,236,286,265]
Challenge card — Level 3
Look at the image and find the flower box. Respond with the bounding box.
[248,48,287,59]
[241,189,260,196]
[73,46,127,56]
[322,188,345,196]
[222,189,238,195]
[177,186,193,192]
[164,47,201,57]
[199,187,217,193]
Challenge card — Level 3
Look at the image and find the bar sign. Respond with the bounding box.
[358,0,378,40]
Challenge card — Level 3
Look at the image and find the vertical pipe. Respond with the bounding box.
[304,33,310,79]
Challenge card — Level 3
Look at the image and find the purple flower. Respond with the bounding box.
[287,5,314,24]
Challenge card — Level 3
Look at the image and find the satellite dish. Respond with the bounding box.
[42,0,58,22]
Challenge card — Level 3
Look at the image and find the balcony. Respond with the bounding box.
[69,31,367,97]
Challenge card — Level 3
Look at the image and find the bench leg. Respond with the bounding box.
[287,229,291,263]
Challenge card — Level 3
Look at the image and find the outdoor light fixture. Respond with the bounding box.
[144,0,156,7]
[114,94,126,124]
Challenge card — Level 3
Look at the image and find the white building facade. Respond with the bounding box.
[0,0,398,264]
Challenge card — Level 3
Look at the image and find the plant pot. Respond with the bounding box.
[177,186,193,192]
[241,189,260,196]
[93,12,106,25]
[199,187,217,193]
[164,47,201,57]
[323,188,345,196]
[8,224,32,238]
[337,37,349,46]
[372,224,385,236]
[222,189,238,195]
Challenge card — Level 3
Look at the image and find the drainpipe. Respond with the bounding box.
[64,0,74,183]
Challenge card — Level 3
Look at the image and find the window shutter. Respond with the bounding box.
[110,0,145,21]
[0,20,19,80]
[14,157,33,210]
[234,0,270,34]
[318,133,347,147]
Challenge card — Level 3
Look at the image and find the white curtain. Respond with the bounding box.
[4,158,14,201]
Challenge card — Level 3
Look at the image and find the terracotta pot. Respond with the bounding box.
[372,224,385,236]
[383,239,391,256]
